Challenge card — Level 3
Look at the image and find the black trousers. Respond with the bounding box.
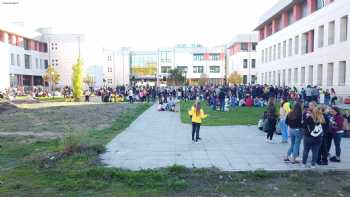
[192,122,201,141]
[319,133,332,162]
[266,129,274,140]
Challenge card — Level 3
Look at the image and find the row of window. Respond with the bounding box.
[261,15,348,64]
[10,53,48,70]
[160,66,221,74]
[193,53,223,61]
[242,59,256,69]
[0,31,48,52]
[260,0,333,40]
[261,60,347,87]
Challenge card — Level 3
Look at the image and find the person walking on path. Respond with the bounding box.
[188,101,208,143]
[265,97,278,143]
[302,107,325,168]
[285,102,303,164]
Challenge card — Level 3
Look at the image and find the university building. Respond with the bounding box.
[255,0,350,96]
[227,34,258,84]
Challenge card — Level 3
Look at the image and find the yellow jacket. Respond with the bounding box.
[188,106,207,123]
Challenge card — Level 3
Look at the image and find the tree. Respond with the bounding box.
[72,58,83,101]
[83,74,95,90]
[167,68,185,86]
[43,65,60,96]
[198,73,209,86]
[228,71,242,85]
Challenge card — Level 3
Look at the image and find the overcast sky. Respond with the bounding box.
[0,0,279,50]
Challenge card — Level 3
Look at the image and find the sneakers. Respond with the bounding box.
[310,165,316,169]
[330,156,341,162]
[301,164,308,168]
[283,157,290,162]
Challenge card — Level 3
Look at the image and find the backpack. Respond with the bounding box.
[310,124,323,137]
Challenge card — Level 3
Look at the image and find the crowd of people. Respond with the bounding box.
[261,97,349,168]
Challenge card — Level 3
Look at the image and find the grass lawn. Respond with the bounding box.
[1,102,350,196]
[180,100,266,126]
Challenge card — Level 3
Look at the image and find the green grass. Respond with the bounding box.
[1,102,350,196]
[180,100,266,126]
[37,96,67,102]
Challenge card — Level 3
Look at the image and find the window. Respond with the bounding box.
[193,54,204,61]
[24,54,31,69]
[316,0,326,10]
[294,68,299,84]
[287,9,293,25]
[278,43,281,59]
[17,54,20,66]
[317,64,323,86]
[107,79,112,84]
[10,53,15,65]
[161,66,171,74]
[261,50,264,63]
[273,45,276,60]
[243,59,248,68]
[193,66,204,73]
[327,63,334,86]
[108,67,112,72]
[328,21,335,45]
[340,16,348,42]
[210,54,220,61]
[209,66,220,73]
[288,38,293,56]
[35,58,39,69]
[44,59,48,69]
[252,43,257,51]
[241,43,248,51]
[283,41,287,58]
[318,25,324,48]
[301,67,306,85]
[308,65,314,85]
[252,59,256,68]
[288,69,292,85]
[177,66,188,73]
[301,0,308,18]
[107,56,112,61]
[302,32,308,54]
[243,75,248,84]
[160,51,172,63]
[295,36,299,54]
[269,47,272,61]
[24,39,30,50]
[339,61,346,86]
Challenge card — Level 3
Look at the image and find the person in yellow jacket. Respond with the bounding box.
[188,101,208,142]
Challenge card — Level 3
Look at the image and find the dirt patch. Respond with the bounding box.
[0,131,62,140]
[0,102,17,113]
[0,103,137,139]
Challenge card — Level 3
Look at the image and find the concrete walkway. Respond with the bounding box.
[101,104,350,171]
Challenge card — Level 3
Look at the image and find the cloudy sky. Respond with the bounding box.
[0,0,279,50]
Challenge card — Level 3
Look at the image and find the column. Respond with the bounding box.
[272,19,277,33]
[264,25,269,38]
[346,60,350,87]
[281,12,289,28]
[293,4,301,21]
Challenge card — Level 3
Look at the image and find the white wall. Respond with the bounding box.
[257,0,350,96]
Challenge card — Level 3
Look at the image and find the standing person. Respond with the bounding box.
[219,89,226,112]
[318,106,332,165]
[330,88,337,106]
[188,101,208,143]
[128,88,134,104]
[302,107,325,168]
[279,98,291,143]
[324,89,331,106]
[285,102,304,164]
[265,97,277,143]
[329,106,344,162]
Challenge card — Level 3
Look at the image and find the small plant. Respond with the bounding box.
[168,165,187,175]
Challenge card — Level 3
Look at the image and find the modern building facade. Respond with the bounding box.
[102,44,226,86]
[227,34,258,84]
[255,0,350,96]
[0,23,49,91]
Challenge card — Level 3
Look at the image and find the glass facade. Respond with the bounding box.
[130,52,158,79]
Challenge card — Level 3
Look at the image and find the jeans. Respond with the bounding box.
[280,118,288,142]
[333,133,342,157]
[220,100,225,111]
[302,136,322,165]
[192,122,201,141]
[287,128,303,158]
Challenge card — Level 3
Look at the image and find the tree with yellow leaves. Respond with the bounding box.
[228,71,242,85]
[43,65,60,95]
[72,58,83,101]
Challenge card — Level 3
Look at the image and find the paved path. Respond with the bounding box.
[101,104,350,171]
